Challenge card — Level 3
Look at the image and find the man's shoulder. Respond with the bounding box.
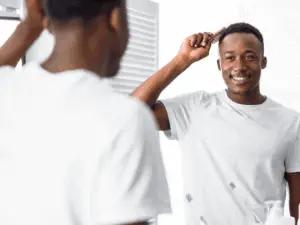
[268,98,300,117]
[161,90,215,105]
[267,98,300,131]
[177,90,213,100]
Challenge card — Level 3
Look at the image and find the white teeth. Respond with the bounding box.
[232,76,249,81]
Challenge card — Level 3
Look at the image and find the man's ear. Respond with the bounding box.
[108,7,122,33]
[262,56,267,69]
[43,17,53,34]
[217,59,221,71]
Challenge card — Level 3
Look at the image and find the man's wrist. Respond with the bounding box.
[173,54,194,71]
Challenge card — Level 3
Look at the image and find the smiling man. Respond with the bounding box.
[132,23,300,225]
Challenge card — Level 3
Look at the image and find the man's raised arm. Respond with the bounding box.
[0,0,47,67]
[131,32,214,130]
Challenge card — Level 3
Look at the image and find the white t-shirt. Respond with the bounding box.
[161,90,300,225]
[0,63,171,225]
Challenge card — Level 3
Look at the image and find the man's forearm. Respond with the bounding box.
[0,21,42,67]
[131,54,192,107]
[290,200,299,223]
[287,172,300,224]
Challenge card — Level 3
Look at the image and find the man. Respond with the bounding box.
[0,0,170,224]
[133,23,300,225]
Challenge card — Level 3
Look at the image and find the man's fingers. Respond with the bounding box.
[206,38,214,50]
[201,32,211,47]
[186,30,220,48]
[189,34,199,47]
[207,33,215,45]
[195,33,203,47]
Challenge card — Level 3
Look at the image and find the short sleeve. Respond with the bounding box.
[91,100,171,224]
[160,91,208,140]
[285,127,300,173]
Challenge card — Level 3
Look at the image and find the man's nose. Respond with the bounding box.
[232,58,247,74]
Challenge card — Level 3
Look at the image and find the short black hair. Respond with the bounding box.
[219,22,264,53]
[44,0,122,22]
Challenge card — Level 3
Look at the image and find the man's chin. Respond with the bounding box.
[228,86,251,96]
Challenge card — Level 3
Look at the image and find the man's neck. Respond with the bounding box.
[226,89,266,105]
[41,27,107,76]
[42,46,106,76]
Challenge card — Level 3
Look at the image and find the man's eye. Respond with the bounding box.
[225,56,234,60]
[245,55,256,60]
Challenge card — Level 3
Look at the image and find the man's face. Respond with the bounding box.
[218,33,267,96]
[106,0,129,77]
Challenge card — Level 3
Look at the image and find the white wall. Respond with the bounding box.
[158,1,300,224]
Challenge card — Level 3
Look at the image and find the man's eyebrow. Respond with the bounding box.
[244,50,257,54]
[222,50,257,54]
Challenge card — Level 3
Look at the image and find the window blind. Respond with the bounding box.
[0,0,20,18]
[109,0,159,94]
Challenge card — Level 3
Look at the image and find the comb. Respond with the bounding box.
[212,27,226,44]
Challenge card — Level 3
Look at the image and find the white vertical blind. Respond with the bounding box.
[0,6,19,18]
[0,0,20,18]
[0,0,20,8]
[109,0,159,94]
